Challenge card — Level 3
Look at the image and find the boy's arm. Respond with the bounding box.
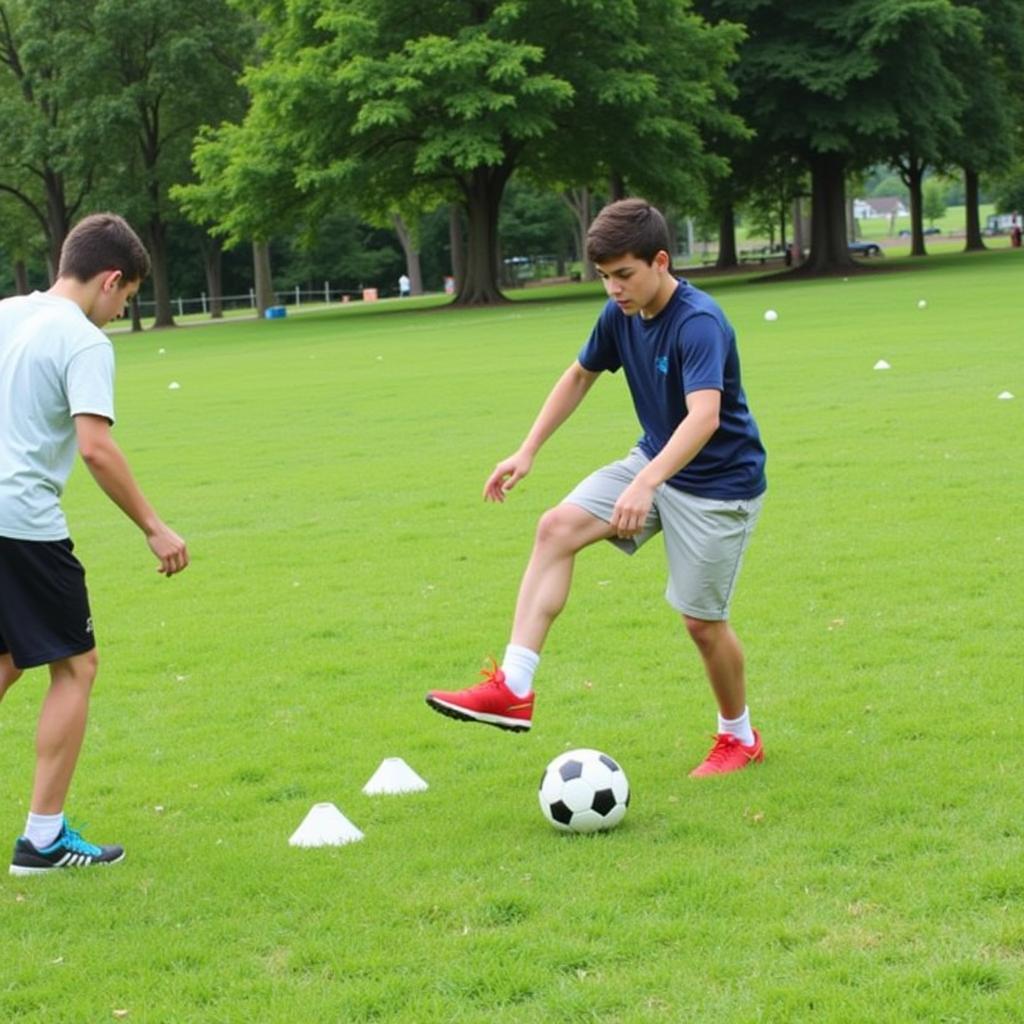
[483,360,601,502]
[609,388,720,538]
[74,414,189,576]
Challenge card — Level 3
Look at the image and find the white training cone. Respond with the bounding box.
[874,360,891,370]
[998,391,1014,400]
[289,802,364,847]
[168,381,181,390]
[363,757,429,795]
[763,309,778,322]
[917,299,927,309]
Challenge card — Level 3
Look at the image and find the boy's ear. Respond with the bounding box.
[100,269,124,292]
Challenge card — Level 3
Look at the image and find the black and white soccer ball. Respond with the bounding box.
[538,748,630,833]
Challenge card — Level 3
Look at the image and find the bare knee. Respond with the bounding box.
[684,615,725,653]
[50,648,99,690]
[535,505,580,551]
[534,504,606,555]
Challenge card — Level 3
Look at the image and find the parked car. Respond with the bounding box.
[898,227,941,237]
[848,241,883,257]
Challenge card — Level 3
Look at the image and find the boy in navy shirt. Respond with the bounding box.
[428,199,767,776]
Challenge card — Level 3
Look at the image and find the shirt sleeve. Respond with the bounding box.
[65,342,116,424]
[577,302,623,373]
[680,313,727,394]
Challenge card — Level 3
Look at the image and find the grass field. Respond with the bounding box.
[2,249,1022,1022]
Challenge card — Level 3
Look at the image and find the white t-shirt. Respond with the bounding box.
[0,292,116,540]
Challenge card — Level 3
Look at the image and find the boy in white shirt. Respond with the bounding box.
[0,213,189,875]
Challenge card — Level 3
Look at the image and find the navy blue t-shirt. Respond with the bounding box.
[578,279,766,500]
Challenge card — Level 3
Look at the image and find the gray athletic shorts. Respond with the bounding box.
[564,448,763,620]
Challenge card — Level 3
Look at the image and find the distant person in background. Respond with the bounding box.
[0,213,189,876]
[398,273,411,297]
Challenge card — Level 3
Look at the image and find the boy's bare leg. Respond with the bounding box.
[684,616,763,776]
[0,652,22,703]
[510,503,616,653]
[683,616,747,720]
[30,650,98,814]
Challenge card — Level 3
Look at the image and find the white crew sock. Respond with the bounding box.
[501,644,539,697]
[25,811,64,849]
[718,706,755,747]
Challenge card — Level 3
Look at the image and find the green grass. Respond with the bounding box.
[2,250,1022,1022]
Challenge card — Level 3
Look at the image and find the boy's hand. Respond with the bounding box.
[484,451,534,502]
[147,524,190,576]
[610,478,655,538]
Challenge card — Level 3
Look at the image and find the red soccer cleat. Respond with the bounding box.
[689,729,763,778]
[426,661,534,732]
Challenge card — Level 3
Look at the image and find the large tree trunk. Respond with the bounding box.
[609,173,627,202]
[147,216,176,328]
[43,170,74,283]
[899,153,928,257]
[963,167,986,252]
[455,164,512,306]
[716,203,738,269]
[391,213,423,295]
[252,240,274,316]
[130,294,143,333]
[201,235,224,318]
[805,152,856,273]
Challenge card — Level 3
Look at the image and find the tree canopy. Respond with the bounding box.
[183,0,744,304]
[708,0,982,270]
[3,0,1024,303]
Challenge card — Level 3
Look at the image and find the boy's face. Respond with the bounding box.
[90,270,140,327]
[595,250,672,316]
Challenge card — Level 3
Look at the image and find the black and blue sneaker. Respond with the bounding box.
[9,821,124,876]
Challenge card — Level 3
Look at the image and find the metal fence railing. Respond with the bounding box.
[134,283,398,319]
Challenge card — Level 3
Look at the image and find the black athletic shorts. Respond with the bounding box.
[0,536,96,669]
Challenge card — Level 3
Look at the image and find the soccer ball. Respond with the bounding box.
[538,749,630,833]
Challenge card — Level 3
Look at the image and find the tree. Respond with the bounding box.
[709,0,978,273]
[0,1,111,277]
[880,5,979,257]
[499,182,575,278]
[199,0,742,305]
[946,0,1024,251]
[0,192,44,293]
[172,113,302,315]
[91,0,252,326]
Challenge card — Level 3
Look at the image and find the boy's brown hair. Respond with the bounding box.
[586,198,672,268]
[58,213,151,285]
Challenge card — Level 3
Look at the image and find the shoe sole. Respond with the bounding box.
[689,752,764,778]
[9,851,126,876]
[425,695,531,732]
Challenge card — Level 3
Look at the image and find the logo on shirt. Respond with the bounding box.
[655,356,669,375]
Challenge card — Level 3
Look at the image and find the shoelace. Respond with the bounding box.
[703,733,742,765]
[61,823,102,856]
[477,658,506,687]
